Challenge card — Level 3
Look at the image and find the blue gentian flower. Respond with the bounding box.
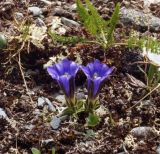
[81,59,113,99]
[47,59,80,105]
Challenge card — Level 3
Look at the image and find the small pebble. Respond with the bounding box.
[61,17,80,27]
[131,126,156,138]
[0,108,7,119]
[37,97,56,112]
[28,6,42,16]
[71,3,77,11]
[42,139,54,144]
[156,145,160,154]
[45,98,56,112]
[54,94,66,104]
[37,97,45,108]
[50,116,61,129]
[35,18,45,27]
[14,12,24,21]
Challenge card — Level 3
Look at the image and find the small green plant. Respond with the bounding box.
[0,34,7,49]
[125,30,160,88]
[48,30,85,45]
[147,64,160,87]
[31,148,41,154]
[77,0,120,48]
[127,31,160,54]
[86,113,100,127]
[49,0,120,48]
[31,147,56,154]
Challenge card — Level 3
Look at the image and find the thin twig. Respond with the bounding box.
[18,52,34,104]
[127,83,160,111]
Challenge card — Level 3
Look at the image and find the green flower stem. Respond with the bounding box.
[65,96,76,110]
[85,98,98,113]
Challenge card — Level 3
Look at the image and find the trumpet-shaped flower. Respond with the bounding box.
[47,59,80,105]
[81,59,113,113]
[81,59,113,99]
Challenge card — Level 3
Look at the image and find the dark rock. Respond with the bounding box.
[53,7,73,18]
[35,18,45,27]
[121,49,144,80]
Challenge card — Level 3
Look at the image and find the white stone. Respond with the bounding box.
[0,108,7,119]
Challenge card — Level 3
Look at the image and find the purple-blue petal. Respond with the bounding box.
[104,67,113,76]
[59,75,71,96]
[93,77,103,96]
[47,65,60,80]
[81,66,92,78]
[82,59,113,98]
[69,62,80,76]
[61,59,71,73]
[47,58,80,98]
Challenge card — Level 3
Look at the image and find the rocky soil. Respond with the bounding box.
[0,0,160,154]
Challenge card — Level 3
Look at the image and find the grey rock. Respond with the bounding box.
[28,6,42,16]
[37,97,56,112]
[120,7,160,32]
[76,92,86,100]
[131,126,156,138]
[50,116,61,129]
[15,12,24,21]
[71,3,77,11]
[20,0,26,4]
[37,97,46,108]
[35,18,45,27]
[45,98,56,112]
[157,145,160,154]
[0,108,7,119]
[61,17,80,27]
[24,124,34,130]
[42,139,54,144]
[54,94,66,104]
[142,100,153,106]
[53,7,72,18]
[40,0,54,5]
[56,1,62,6]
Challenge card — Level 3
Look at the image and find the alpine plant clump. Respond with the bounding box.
[47,58,113,126]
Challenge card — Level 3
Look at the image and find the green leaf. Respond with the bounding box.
[0,34,7,49]
[48,30,85,45]
[85,0,107,33]
[107,3,120,45]
[52,147,56,154]
[147,64,158,86]
[62,107,74,116]
[85,129,95,139]
[31,148,41,154]
[76,0,107,35]
[86,113,100,127]
[75,100,85,114]
[158,72,160,83]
